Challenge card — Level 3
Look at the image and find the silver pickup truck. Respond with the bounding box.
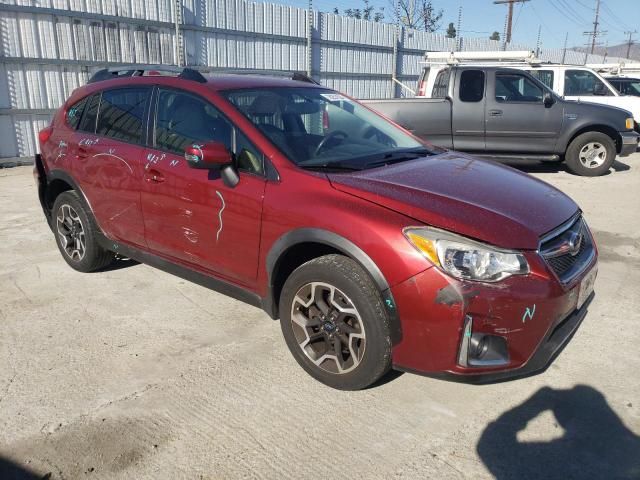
[364,66,639,176]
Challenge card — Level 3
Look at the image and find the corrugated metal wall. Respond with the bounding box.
[0,0,631,161]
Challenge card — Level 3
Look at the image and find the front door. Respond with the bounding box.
[140,88,266,286]
[485,70,562,153]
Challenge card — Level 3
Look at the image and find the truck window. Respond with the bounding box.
[564,70,612,96]
[495,73,542,103]
[530,70,554,89]
[459,70,485,102]
[417,67,430,96]
[432,69,450,99]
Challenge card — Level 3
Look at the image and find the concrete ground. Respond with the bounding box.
[1,156,639,480]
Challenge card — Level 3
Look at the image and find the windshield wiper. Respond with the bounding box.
[363,148,435,168]
[298,163,363,172]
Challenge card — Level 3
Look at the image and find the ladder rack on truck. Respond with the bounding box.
[422,50,540,66]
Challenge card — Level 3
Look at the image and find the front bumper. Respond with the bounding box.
[619,131,639,156]
[390,249,597,382]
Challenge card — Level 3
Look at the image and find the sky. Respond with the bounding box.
[269,0,640,50]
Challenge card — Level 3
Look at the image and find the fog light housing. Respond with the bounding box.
[458,316,510,367]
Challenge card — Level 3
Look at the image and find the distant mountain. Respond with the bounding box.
[573,42,640,61]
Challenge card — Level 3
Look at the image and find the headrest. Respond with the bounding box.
[248,95,283,116]
[285,101,321,115]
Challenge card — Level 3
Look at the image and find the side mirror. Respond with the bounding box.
[184,142,232,169]
[593,82,607,96]
[543,92,555,108]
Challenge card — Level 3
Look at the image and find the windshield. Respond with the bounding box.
[221,87,430,170]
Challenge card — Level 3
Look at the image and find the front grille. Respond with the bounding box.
[540,215,594,284]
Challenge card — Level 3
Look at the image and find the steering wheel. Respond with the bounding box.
[314,130,348,156]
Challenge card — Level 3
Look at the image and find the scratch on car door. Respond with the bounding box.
[215,190,225,242]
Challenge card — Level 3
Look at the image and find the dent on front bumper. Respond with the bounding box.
[619,131,639,156]
[389,251,597,383]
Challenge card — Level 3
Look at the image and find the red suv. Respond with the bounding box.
[35,66,598,390]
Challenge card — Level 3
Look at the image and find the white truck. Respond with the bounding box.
[417,51,640,131]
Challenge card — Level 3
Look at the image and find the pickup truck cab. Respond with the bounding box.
[365,65,638,176]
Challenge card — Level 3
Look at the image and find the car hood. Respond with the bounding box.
[328,152,579,250]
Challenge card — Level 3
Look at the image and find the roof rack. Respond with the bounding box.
[587,62,640,75]
[88,65,207,84]
[88,66,320,86]
[423,50,540,65]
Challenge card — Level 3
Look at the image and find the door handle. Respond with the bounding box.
[145,169,165,183]
[489,109,503,117]
[78,146,89,158]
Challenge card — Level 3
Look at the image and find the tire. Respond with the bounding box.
[279,254,392,390]
[564,132,616,177]
[52,191,114,272]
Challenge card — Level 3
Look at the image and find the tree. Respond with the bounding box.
[394,0,443,32]
[446,22,456,38]
[334,0,384,22]
[490,31,500,41]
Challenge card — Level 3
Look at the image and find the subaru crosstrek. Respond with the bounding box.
[34,66,598,390]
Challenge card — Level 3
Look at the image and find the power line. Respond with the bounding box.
[600,2,634,33]
[545,0,586,27]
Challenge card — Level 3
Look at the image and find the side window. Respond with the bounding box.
[78,93,100,133]
[495,73,543,103]
[66,97,88,129]
[96,88,150,144]
[459,70,485,102]
[432,69,450,99]
[564,70,611,96]
[155,89,264,175]
[530,70,554,89]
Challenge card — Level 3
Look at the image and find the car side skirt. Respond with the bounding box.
[98,235,265,311]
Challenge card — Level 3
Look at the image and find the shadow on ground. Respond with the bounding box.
[477,385,640,480]
[504,159,631,176]
[0,456,47,480]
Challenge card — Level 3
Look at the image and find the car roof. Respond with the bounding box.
[608,76,640,81]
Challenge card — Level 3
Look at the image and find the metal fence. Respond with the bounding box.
[0,0,631,162]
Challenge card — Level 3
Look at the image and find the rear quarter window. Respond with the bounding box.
[66,97,88,129]
[78,93,100,133]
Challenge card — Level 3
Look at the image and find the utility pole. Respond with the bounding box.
[590,0,600,54]
[583,0,606,56]
[174,0,183,66]
[535,24,541,57]
[625,30,637,59]
[493,0,530,44]
[456,6,462,52]
[561,31,568,63]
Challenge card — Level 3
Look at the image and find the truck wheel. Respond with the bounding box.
[279,254,392,390]
[565,132,615,177]
[52,191,114,272]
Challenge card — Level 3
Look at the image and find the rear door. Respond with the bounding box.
[451,68,486,151]
[485,70,562,153]
[71,87,150,247]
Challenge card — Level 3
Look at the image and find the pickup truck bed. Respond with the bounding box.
[362,98,453,149]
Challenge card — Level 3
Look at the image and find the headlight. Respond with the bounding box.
[404,227,529,282]
[626,118,635,130]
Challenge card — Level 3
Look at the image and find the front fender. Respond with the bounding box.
[264,228,403,344]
